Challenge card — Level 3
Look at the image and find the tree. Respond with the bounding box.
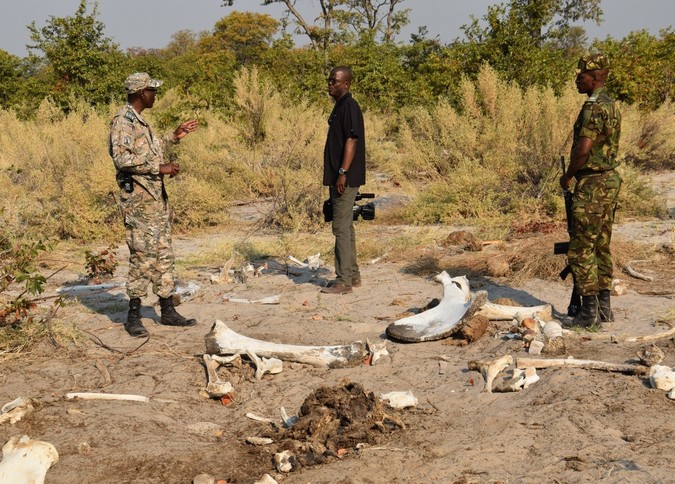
[594,28,675,108]
[27,0,123,109]
[221,0,409,50]
[456,0,602,90]
[0,50,22,108]
[200,11,280,63]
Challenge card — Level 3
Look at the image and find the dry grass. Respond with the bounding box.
[0,65,670,250]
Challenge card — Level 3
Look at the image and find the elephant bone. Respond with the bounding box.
[274,450,295,473]
[202,354,234,398]
[205,320,368,368]
[468,355,514,393]
[245,350,283,380]
[0,435,59,484]
[0,397,33,425]
[366,339,390,365]
[477,302,553,322]
[386,272,488,343]
[649,365,675,392]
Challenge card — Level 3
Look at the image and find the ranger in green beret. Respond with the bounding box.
[109,73,199,337]
[560,53,622,327]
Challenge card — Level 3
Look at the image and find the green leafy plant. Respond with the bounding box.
[0,240,60,327]
[84,245,118,281]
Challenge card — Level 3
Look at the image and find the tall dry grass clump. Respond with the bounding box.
[386,65,669,228]
[0,67,330,244]
[0,99,121,244]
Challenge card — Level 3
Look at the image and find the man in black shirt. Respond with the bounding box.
[321,66,366,295]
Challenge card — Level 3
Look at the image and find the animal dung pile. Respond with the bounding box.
[269,382,405,470]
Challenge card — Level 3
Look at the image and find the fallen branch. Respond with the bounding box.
[624,325,675,343]
[515,357,648,375]
[624,260,654,282]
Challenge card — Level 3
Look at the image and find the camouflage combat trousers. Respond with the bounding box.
[119,187,175,299]
[568,170,622,296]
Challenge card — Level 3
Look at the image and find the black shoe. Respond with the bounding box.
[125,298,148,337]
[598,289,614,322]
[571,295,599,328]
[159,297,197,327]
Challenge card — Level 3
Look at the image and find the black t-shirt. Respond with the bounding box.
[323,92,366,187]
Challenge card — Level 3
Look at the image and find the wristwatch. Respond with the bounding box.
[338,167,348,175]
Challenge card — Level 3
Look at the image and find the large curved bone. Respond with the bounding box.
[205,320,367,368]
[477,302,553,321]
[386,272,487,343]
[0,435,59,484]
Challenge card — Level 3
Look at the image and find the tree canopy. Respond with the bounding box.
[1,0,671,116]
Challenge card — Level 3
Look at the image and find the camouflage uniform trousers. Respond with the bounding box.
[568,170,622,296]
[120,187,175,299]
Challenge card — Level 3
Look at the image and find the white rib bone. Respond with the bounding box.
[206,320,367,368]
[477,302,553,321]
[468,355,514,393]
[203,354,234,398]
[246,350,283,380]
[66,393,150,402]
[245,412,278,424]
[224,295,281,305]
[0,435,58,484]
[386,272,487,342]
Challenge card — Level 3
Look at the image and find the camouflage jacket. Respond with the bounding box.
[571,87,621,175]
[109,104,178,200]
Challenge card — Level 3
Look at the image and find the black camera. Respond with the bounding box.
[116,171,134,193]
[323,192,375,222]
[353,192,375,221]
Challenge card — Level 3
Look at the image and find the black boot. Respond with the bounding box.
[125,298,148,337]
[598,289,614,322]
[159,297,197,327]
[571,295,599,328]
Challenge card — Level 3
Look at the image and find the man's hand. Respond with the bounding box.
[160,163,180,178]
[336,173,347,194]
[173,119,199,141]
[560,173,573,190]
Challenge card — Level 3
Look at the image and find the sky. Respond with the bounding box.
[1,0,673,58]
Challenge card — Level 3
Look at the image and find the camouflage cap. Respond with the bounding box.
[124,72,163,94]
[576,53,610,74]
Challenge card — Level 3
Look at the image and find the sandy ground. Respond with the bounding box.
[1,175,674,484]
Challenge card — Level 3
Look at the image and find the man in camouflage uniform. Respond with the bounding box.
[109,72,199,337]
[560,53,622,327]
